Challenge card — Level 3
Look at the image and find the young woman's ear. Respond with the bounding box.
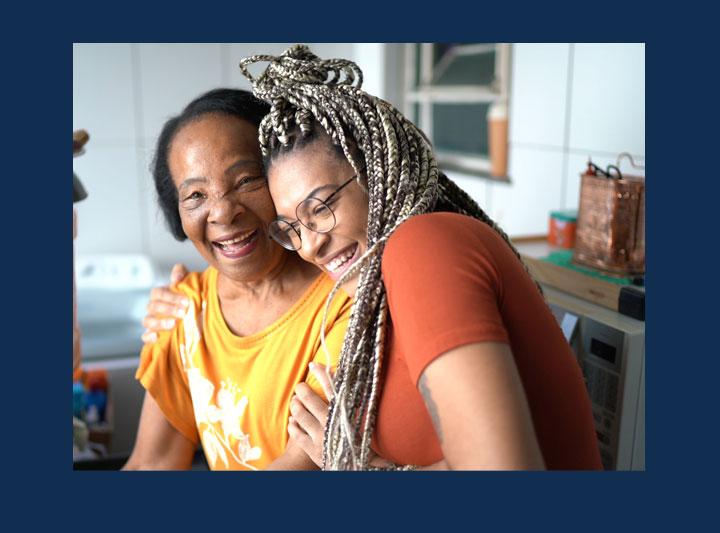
[355,173,369,194]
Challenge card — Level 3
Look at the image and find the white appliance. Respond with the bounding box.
[544,285,645,471]
[77,254,159,457]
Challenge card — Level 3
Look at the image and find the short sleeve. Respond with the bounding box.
[305,295,353,401]
[135,328,199,444]
[382,213,510,386]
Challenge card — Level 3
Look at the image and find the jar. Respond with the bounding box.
[548,210,578,248]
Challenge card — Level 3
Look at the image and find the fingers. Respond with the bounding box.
[149,287,189,312]
[141,330,158,345]
[289,394,324,440]
[368,451,395,468]
[294,383,330,426]
[142,316,177,332]
[308,362,335,400]
[287,417,311,442]
[142,285,189,343]
[171,263,189,285]
[147,287,189,326]
[287,418,322,468]
[289,379,331,470]
[146,298,187,320]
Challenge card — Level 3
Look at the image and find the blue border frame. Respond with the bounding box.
[7,0,705,528]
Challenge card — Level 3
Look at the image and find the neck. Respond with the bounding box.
[218,252,319,302]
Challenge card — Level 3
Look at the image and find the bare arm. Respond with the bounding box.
[122,392,197,470]
[418,341,545,470]
[264,441,319,470]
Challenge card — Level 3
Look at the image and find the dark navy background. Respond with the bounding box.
[4,0,711,529]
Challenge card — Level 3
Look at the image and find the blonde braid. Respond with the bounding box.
[239,45,538,470]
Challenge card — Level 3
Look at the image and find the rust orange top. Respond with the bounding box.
[372,213,602,470]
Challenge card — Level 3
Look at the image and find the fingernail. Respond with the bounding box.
[162,319,175,328]
[182,298,190,308]
[174,309,186,318]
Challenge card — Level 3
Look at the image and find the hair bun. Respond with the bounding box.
[239,44,364,101]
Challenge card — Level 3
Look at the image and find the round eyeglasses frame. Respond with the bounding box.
[268,174,358,251]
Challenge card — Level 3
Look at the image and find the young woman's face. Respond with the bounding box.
[267,137,369,296]
[168,113,285,283]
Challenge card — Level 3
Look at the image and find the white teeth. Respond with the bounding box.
[217,230,254,247]
[326,247,357,273]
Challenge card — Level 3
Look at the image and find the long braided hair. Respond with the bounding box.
[239,45,537,470]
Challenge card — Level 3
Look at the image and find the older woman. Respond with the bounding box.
[123,89,351,470]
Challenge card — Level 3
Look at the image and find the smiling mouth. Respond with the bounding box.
[325,243,359,274]
[212,229,258,252]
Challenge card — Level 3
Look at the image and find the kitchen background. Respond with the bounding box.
[72,43,645,466]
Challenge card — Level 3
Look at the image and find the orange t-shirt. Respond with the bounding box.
[136,268,352,470]
[372,212,602,470]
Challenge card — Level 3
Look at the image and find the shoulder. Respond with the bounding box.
[308,273,354,319]
[172,267,215,302]
[144,271,212,364]
[386,212,496,249]
[383,213,498,273]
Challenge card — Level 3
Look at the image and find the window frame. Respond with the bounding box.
[404,43,512,179]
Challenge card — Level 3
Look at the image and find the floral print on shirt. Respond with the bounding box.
[178,300,262,470]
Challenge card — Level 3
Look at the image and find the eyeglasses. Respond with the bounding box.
[268,175,357,251]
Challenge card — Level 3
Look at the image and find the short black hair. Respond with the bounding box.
[151,88,270,240]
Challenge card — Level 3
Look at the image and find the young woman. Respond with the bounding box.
[247,45,601,470]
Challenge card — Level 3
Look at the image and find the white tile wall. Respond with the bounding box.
[353,43,386,100]
[137,43,224,144]
[490,146,565,237]
[446,170,490,212]
[509,43,570,148]
[569,43,645,155]
[73,43,136,142]
[74,144,145,254]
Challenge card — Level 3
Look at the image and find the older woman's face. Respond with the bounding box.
[168,114,284,282]
[267,137,369,296]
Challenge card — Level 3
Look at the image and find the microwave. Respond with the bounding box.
[544,285,645,471]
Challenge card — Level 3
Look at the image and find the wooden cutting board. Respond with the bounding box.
[522,254,624,311]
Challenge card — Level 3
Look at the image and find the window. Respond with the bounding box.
[404,43,511,179]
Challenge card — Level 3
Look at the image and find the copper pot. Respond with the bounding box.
[573,165,645,276]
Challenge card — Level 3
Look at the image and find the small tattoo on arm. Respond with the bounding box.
[418,374,443,443]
